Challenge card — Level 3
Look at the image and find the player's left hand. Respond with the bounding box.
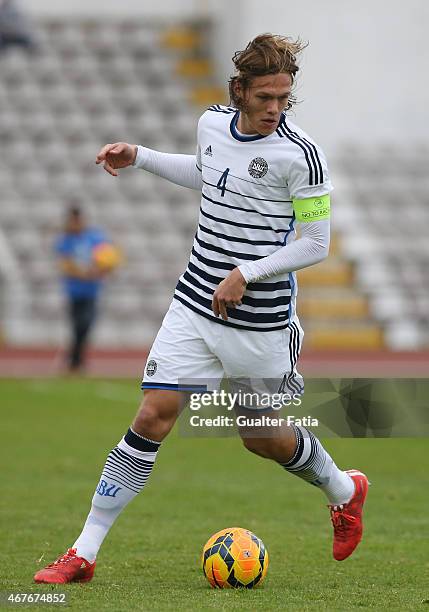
[212,268,247,321]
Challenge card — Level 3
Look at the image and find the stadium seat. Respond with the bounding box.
[328,146,429,349]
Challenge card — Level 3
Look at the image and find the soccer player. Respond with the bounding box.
[34,34,368,584]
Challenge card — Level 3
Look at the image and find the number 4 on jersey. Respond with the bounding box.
[216,168,230,197]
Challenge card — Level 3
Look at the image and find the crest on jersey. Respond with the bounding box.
[248,157,268,178]
[146,359,157,377]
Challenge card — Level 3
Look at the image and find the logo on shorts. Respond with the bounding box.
[146,359,157,377]
[248,157,268,178]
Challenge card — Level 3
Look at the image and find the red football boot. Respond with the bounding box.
[34,548,95,584]
[329,469,369,561]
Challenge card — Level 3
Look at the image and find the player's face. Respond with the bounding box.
[237,73,292,136]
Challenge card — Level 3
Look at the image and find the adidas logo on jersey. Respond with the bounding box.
[204,145,213,156]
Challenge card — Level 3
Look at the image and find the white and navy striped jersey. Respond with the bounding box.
[173,105,333,331]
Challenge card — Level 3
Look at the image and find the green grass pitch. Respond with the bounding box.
[1,379,428,611]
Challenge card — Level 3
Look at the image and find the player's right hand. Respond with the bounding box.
[95,142,138,176]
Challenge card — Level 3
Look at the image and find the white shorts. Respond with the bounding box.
[141,299,304,397]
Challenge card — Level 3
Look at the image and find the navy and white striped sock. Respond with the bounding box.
[73,428,160,562]
[280,426,354,505]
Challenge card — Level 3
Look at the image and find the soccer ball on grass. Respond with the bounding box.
[202,527,269,588]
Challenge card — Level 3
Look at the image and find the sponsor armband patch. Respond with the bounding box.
[293,194,331,222]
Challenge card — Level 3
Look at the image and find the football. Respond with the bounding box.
[92,243,122,271]
[201,527,269,588]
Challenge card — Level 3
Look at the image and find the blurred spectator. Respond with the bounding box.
[55,206,114,373]
[0,0,35,52]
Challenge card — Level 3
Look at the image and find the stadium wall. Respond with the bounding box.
[210,0,429,154]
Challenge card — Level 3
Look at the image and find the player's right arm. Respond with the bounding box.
[95,142,137,176]
[95,142,203,191]
[96,113,205,190]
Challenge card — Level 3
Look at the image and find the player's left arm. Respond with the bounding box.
[212,215,330,320]
[237,215,329,284]
[237,142,333,283]
[212,143,332,319]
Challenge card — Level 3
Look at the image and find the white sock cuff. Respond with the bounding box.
[117,437,158,462]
